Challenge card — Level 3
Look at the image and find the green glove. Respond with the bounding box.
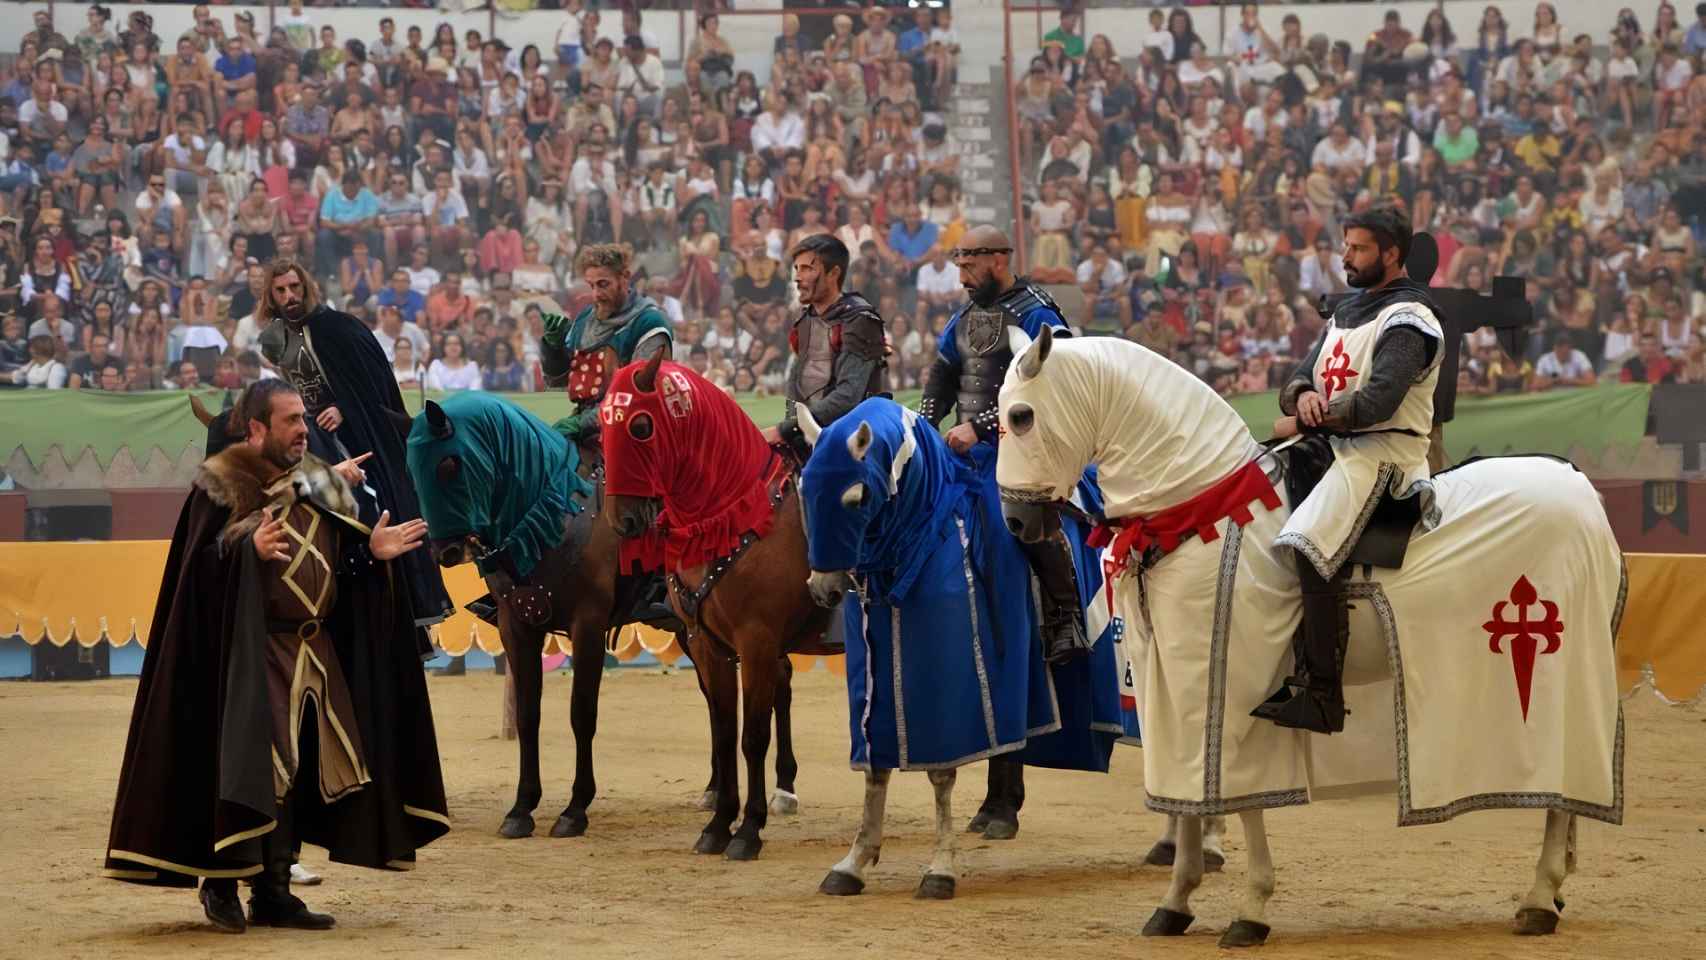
[542,311,572,350]
[552,409,584,439]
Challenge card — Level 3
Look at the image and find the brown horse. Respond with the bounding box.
[394,393,801,844]
[601,352,842,861]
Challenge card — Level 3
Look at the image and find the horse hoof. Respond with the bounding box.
[724,834,763,862]
[1142,907,1195,937]
[1219,920,1271,948]
[498,815,535,839]
[914,874,956,900]
[1204,848,1226,873]
[981,817,1018,841]
[769,789,800,816]
[965,810,992,834]
[549,812,588,838]
[693,791,716,812]
[1515,908,1560,936]
[693,829,732,856]
[818,870,865,896]
[1143,841,1176,866]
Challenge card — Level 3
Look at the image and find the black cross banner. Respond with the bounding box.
[1317,232,1535,424]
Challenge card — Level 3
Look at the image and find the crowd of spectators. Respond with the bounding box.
[2,1,1704,403]
[1023,2,1706,395]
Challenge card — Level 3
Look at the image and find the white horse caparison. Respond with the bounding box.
[992,326,1624,947]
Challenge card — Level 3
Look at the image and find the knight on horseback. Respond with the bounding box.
[540,243,673,450]
[1256,205,1444,735]
[919,225,1090,667]
[768,234,887,461]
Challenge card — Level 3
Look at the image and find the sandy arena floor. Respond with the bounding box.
[5,667,1704,959]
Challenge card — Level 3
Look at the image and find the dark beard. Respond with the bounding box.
[281,299,308,321]
[969,275,1002,307]
[1345,262,1383,288]
[261,434,302,469]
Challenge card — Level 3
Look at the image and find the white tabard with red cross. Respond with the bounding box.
[1276,299,1442,578]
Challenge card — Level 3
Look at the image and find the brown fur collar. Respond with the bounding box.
[196,445,361,549]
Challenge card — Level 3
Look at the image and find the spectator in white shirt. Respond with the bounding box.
[617,36,665,117]
[426,333,483,391]
[1223,4,1284,85]
[1075,244,1129,329]
[1298,236,1348,298]
[1531,332,1597,390]
[1311,122,1368,174]
[914,246,960,313]
[750,93,805,166]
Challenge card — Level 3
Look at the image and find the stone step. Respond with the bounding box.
[952,97,991,114]
[965,205,998,221]
[955,82,992,96]
[956,126,993,143]
[960,152,996,169]
[964,177,996,194]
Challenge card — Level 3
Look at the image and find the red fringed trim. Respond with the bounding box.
[1090,458,1282,615]
[658,456,790,572]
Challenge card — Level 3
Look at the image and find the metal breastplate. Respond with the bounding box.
[953,303,1012,422]
[798,314,836,401]
[279,324,336,415]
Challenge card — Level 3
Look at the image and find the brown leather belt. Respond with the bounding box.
[267,619,323,640]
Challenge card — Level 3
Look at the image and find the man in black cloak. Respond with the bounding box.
[257,259,453,629]
[103,380,450,933]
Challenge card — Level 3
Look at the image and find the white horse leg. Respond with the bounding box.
[916,769,959,900]
[819,768,892,896]
[1146,814,1225,873]
[1142,814,1203,936]
[1218,809,1276,948]
[1515,810,1573,935]
[1203,814,1228,872]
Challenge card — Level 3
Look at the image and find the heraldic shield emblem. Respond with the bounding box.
[568,345,619,402]
[959,304,1007,357]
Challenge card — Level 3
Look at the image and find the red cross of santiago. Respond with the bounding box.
[1482,575,1565,722]
[1319,338,1359,402]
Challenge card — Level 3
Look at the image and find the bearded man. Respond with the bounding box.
[104,380,449,933]
[257,259,452,627]
[919,225,1089,666]
[1260,205,1444,734]
[539,243,673,447]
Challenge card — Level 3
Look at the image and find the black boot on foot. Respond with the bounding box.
[200,879,246,934]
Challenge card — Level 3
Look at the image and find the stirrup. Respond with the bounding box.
[1251,680,1347,734]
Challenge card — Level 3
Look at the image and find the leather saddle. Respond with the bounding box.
[1279,435,1420,572]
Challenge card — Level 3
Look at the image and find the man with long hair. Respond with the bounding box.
[539,243,672,446]
[257,259,452,628]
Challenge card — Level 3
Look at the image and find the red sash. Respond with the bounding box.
[1085,458,1282,614]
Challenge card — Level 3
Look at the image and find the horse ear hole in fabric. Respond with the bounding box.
[1017,323,1054,380]
[628,411,655,442]
[436,455,461,485]
[798,405,822,446]
[1007,403,1035,436]
[840,482,866,508]
[847,420,874,462]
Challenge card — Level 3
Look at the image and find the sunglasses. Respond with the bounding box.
[951,246,1012,259]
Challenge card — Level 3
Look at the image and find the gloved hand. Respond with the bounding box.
[541,311,572,350]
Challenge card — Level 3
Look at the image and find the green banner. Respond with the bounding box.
[0,383,1652,472]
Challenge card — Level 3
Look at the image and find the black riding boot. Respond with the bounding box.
[1251,559,1348,734]
[200,877,246,933]
[1020,533,1092,664]
[249,792,336,930]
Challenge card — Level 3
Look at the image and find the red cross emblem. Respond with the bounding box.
[1320,338,1359,402]
[1240,48,1259,65]
[1482,575,1565,723]
[660,370,694,420]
